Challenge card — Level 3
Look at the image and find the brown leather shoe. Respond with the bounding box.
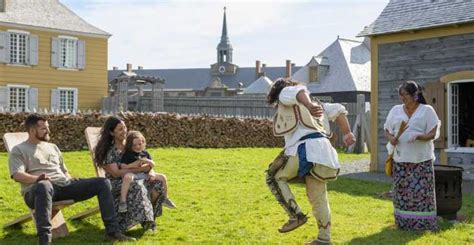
[278,213,308,233]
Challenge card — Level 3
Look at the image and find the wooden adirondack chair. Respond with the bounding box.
[67,127,104,220]
[3,132,73,238]
[3,131,102,238]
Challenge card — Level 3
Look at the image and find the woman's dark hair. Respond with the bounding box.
[267,78,299,105]
[398,80,427,104]
[94,116,124,166]
[124,130,146,153]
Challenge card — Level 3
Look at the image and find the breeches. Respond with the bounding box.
[266,152,331,239]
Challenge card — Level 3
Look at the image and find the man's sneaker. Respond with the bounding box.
[118,202,127,213]
[278,213,308,233]
[162,198,177,209]
[104,232,136,242]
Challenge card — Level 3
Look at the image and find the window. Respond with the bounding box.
[59,38,77,68]
[448,80,474,151]
[9,32,28,64]
[59,89,76,112]
[8,86,28,112]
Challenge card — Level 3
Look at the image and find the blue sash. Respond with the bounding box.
[297,132,327,177]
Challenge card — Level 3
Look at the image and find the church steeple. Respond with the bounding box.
[217,6,233,63]
[220,7,229,44]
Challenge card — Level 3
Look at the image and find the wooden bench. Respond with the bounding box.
[2,132,98,238]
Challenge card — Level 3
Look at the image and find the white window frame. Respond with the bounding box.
[57,87,78,112]
[7,84,29,112]
[58,35,78,69]
[446,79,474,153]
[8,29,30,65]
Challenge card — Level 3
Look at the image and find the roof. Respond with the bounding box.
[359,0,474,36]
[242,76,272,94]
[291,38,370,93]
[0,0,110,37]
[108,66,300,91]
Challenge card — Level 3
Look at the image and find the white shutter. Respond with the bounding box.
[77,40,85,69]
[73,88,78,112]
[51,37,60,68]
[0,86,9,111]
[51,88,60,112]
[28,35,39,65]
[0,31,10,63]
[28,87,38,111]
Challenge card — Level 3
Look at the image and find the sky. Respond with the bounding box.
[61,0,389,70]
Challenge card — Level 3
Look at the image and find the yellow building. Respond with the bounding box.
[0,0,110,112]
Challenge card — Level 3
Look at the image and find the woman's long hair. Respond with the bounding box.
[95,116,124,166]
[124,130,146,153]
[267,78,299,105]
[398,80,427,104]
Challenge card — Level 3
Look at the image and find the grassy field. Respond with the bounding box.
[0,148,472,244]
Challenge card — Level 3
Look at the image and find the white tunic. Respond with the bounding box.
[279,85,348,169]
[384,104,440,163]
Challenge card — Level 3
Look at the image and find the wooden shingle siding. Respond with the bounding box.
[0,26,108,110]
[376,33,474,170]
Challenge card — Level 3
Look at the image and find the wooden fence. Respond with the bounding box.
[163,95,275,118]
[162,94,370,151]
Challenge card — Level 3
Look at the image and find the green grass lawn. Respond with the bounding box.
[0,148,472,244]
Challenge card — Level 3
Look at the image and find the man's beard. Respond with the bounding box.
[36,132,50,142]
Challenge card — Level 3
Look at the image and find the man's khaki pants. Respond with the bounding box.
[274,155,331,240]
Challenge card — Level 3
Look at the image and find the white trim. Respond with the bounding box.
[445,148,474,153]
[6,84,30,88]
[0,21,111,39]
[58,35,78,40]
[447,79,474,149]
[7,29,30,35]
[57,67,79,71]
[6,63,32,68]
[57,87,78,91]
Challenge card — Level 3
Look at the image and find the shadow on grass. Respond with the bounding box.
[348,221,456,244]
[1,225,36,244]
[289,177,393,201]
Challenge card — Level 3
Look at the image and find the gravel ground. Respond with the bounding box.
[339,159,474,194]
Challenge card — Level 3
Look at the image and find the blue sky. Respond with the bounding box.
[61,0,388,69]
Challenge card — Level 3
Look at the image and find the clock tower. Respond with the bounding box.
[211,7,238,76]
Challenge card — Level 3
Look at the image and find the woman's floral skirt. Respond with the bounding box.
[392,159,438,231]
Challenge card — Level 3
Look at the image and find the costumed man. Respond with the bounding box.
[265,78,356,245]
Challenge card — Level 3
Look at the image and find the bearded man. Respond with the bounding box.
[8,114,135,244]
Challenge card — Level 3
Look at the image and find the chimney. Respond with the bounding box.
[255,60,262,79]
[112,66,119,70]
[126,63,132,72]
[138,66,143,70]
[285,60,292,78]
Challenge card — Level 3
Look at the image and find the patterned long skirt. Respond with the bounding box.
[392,159,438,231]
[109,178,164,231]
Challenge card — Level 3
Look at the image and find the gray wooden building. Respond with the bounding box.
[359,0,474,178]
